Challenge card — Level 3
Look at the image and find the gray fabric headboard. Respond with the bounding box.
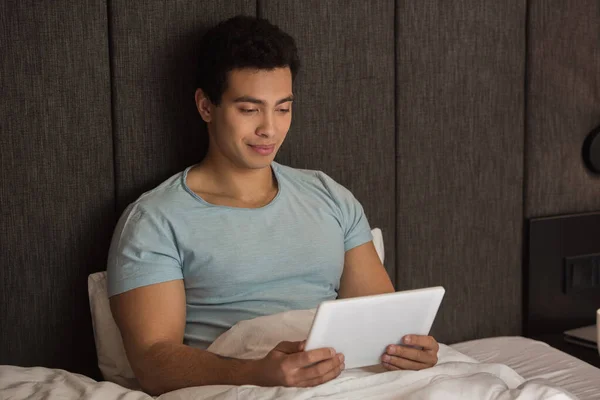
[1,0,599,380]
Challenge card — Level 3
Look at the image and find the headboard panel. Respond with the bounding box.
[394,1,526,341]
[0,1,115,378]
[525,0,600,218]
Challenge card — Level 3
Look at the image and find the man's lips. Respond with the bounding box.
[248,144,276,156]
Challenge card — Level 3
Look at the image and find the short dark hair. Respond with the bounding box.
[196,15,300,105]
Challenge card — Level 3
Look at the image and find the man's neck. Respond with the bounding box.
[191,152,276,203]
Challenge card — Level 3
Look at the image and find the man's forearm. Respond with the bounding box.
[135,341,257,395]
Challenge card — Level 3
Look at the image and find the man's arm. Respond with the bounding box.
[110,280,252,394]
[110,280,344,395]
[337,241,394,298]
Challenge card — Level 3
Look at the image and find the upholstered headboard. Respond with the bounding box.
[2,0,599,380]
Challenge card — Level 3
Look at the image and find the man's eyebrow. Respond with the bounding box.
[232,95,294,106]
[275,95,294,105]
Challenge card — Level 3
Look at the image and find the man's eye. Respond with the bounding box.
[240,109,257,114]
[277,109,290,113]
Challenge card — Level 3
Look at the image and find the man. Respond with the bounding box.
[107,15,439,396]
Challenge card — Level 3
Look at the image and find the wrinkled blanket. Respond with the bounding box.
[0,310,578,399]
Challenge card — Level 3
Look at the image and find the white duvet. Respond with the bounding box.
[0,310,578,400]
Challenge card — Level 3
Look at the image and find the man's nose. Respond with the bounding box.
[256,113,275,137]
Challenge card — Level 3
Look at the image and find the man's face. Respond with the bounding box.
[205,67,293,170]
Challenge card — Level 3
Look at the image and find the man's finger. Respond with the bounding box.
[386,345,437,365]
[297,359,344,387]
[382,356,430,371]
[298,353,344,381]
[382,362,401,371]
[288,347,336,367]
[402,335,438,351]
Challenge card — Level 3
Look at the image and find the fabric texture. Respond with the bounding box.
[200,311,574,400]
[0,330,579,399]
[88,273,139,390]
[525,0,600,217]
[89,230,384,386]
[0,0,114,379]
[452,337,600,400]
[394,0,526,344]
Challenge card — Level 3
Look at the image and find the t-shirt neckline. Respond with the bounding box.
[181,162,283,211]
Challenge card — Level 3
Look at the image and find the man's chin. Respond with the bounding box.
[237,158,275,171]
[239,152,278,170]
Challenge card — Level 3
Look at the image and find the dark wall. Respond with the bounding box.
[394,0,525,342]
[525,0,600,218]
[0,1,114,378]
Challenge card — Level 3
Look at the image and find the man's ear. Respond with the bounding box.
[195,88,213,123]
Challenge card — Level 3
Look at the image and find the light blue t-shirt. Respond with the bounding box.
[107,162,373,349]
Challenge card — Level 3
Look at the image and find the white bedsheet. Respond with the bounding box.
[0,347,576,400]
[0,310,580,400]
[453,337,600,400]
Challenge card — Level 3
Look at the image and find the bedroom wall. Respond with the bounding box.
[394,1,525,341]
[522,0,600,340]
[0,0,596,379]
[525,0,600,218]
[0,1,115,378]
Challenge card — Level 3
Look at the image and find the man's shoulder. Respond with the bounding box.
[123,168,189,218]
[274,162,354,203]
[274,162,333,188]
[277,161,350,188]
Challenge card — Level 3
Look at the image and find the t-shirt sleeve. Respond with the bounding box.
[106,204,183,297]
[317,172,373,252]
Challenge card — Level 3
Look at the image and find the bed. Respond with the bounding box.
[1,323,598,399]
[3,272,600,399]
[2,0,600,399]
[454,337,600,400]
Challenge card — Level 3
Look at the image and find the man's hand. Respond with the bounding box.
[252,341,345,387]
[381,335,439,371]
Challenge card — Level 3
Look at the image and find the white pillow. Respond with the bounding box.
[87,228,385,386]
[371,227,385,264]
[87,272,140,389]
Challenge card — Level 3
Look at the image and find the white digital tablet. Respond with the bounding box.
[304,286,445,369]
